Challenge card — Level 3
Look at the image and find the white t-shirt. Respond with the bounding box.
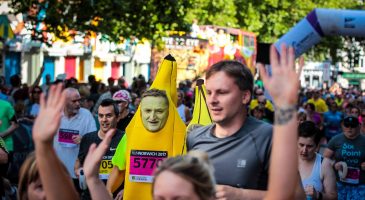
[54,108,97,178]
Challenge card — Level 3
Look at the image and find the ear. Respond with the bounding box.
[242,90,251,105]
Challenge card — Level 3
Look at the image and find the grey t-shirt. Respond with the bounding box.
[327,134,365,185]
[187,116,272,190]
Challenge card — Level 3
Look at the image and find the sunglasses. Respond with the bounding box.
[343,118,359,128]
[33,90,41,94]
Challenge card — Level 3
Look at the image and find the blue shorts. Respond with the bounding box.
[337,182,365,200]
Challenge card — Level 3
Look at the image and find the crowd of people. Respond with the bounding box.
[0,44,364,200]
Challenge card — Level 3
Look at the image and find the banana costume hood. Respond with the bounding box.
[113,54,186,200]
[187,79,212,132]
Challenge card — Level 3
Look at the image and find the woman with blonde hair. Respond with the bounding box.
[18,152,45,200]
[152,151,215,200]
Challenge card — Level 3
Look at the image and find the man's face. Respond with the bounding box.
[206,71,249,125]
[141,96,169,132]
[66,92,81,115]
[342,117,360,139]
[115,100,128,114]
[298,137,317,161]
[177,92,183,105]
[98,105,117,133]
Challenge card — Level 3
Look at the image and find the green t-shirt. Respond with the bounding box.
[0,100,15,151]
[112,134,127,171]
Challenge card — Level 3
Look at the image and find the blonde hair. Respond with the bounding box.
[18,152,39,200]
[152,151,215,200]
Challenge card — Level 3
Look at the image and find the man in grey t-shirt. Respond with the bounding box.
[187,60,304,199]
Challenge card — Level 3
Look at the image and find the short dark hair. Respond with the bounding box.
[206,60,254,99]
[298,121,321,145]
[99,99,119,116]
[306,103,315,111]
[142,89,169,106]
[10,74,21,87]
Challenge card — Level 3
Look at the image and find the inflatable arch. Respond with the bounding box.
[275,9,365,57]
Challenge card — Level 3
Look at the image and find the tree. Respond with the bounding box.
[9,0,193,43]
[186,0,364,63]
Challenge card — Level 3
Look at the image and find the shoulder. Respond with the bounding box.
[113,130,124,141]
[188,125,212,137]
[187,125,213,144]
[327,134,343,146]
[79,108,93,116]
[246,117,273,136]
[82,131,98,141]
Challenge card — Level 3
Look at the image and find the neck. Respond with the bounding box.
[299,155,316,164]
[346,133,360,140]
[214,113,247,138]
[64,109,76,118]
[119,109,129,119]
[98,130,105,139]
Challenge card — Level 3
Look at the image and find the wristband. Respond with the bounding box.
[337,161,348,179]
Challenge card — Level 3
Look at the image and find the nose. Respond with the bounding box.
[208,92,218,105]
[150,111,157,120]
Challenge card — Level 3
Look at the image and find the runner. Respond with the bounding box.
[298,121,337,199]
[0,99,18,152]
[112,90,134,131]
[323,115,365,199]
[53,87,97,190]
[323,102,343,141]
[75,99,123,200]
[187,53,305,199]
[177,90,192,125]
[107,89,186,200]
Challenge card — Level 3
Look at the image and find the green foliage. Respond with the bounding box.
[9,0,192,43]
[186,0,364,63]
[9,0,365,65]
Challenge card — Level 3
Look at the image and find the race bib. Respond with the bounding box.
[129,150,167,183]
[58,129,79,147]
[99,159,113,180]
[341,167,360,184]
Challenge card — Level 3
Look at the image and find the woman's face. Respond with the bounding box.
[153,170,200,200]
[27,178,46,200]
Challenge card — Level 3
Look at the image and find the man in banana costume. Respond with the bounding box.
[107,55,186,200]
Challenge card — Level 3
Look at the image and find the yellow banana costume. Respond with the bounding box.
[187,79,212,132]
[111,54,186,200]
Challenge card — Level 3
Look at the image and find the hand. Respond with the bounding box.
[32,84,66,145]
[83,129,116,181]
[75,167,81,179]
[72,135,82,144]
[215,184,242,200]
[304,185,317,198]
[114,190,123,200]
[361,162,365,171]
[258,44,303,107]
[334,162,343,171]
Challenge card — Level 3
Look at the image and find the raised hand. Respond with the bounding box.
[84,129,116,180]
[83,129,115,200]
[32,83,66,145]
[258,44,303,107]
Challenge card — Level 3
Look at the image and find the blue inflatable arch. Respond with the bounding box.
[275,9,365,57]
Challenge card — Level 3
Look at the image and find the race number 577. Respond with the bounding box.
[133,157,163,169]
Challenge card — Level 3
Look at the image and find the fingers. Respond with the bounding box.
[280,43,287,67]
[288,46,295,68]
[258,63,269,87]
[297,57,304,78]
[270,45,279,67]
[87,143,97,157]
[40,92,46,110]
[94,129,115,160]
